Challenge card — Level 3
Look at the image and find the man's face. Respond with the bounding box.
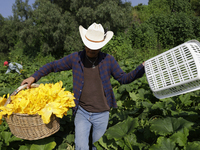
[85,46,100,58]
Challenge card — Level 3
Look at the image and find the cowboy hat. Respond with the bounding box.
[79,23,114,50]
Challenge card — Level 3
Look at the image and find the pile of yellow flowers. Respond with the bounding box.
[0,81,75,124]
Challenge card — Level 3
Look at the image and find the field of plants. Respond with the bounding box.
[1,53,200,150]
[0,0,200,149]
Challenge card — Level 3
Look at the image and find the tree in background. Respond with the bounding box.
[129,0,200,53]
[0,15,7,54]
[0,0,33,61]
[6,0,132,59]
[19,0,81,58]
[0,0,200,61]
[0,16,17,55]
[191,0,200,16]
[12,0,33,21]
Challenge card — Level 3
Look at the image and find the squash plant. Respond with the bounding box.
[1,57,200,150]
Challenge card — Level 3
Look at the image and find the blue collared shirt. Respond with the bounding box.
[32,50,145,113]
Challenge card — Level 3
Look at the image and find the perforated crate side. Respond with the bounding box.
[145,40,200,99]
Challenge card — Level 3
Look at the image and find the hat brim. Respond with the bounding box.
[79,25,113,50]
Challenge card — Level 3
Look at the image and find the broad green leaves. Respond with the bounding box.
[95,116,145,149]
[18,137,56,150]
[179,94,192,106]
[1,132,22,146]
[185,141,200,150]
[0,121,23,150]
[0,0,200,149]
[149,137,176,150]
[150,117,194,136]
[1,57,200,150]
[149,128,198,149]
[170,127,189,147]
[106,116,138,140]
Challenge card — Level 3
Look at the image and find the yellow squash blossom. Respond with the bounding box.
[0,94,8,106]
[0,81,75,124]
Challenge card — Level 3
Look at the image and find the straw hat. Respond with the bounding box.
[79,23,114,50]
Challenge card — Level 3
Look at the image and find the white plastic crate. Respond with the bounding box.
[145,40,200,99]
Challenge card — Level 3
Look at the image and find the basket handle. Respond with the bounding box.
[4,83,40,106]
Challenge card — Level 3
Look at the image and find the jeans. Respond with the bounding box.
[74,105,109,150]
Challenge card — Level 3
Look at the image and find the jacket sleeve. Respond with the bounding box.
[31,53,74,82]
[110,56,145,84]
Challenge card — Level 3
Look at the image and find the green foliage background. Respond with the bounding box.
[0,0,200,149]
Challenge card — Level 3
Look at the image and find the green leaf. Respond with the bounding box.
[93,141,105,150]
[115,139,125,149]
[170,110,198,122]
[95,135,118,150]
[1,132,15,146]
[140,101,152,108]
[107,141,118,150]
[129,92,139,101]
[185,141,200,150]
[151,101,165,110]
[125,84,133,92]
[9,136,23,144]
[96,136,108,149]
[138,88,147,99]
[117,100,123,107]
[179,94,192,106]
[149,137,176,150]
[30,137,56,150]
[105,116,139,140]
[169,127,189,146]
[19,145,31,150]
[0,142,3,149]
[30,142,56,150]
[113,88,121,100]
[118,85,127,93]
[0,121,9,131]
[112,110,129,121]
[150,117,194,136]
[65,134,74,144]
[124,134,145,150]
[124,134,137,146]
[124,145,130,150]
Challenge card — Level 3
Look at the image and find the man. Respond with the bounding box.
[21,22,145,150]
[4,61,23,75]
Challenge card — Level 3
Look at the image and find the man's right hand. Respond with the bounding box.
[21,77,36,89]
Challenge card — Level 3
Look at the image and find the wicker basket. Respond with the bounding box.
[4,84,60,140]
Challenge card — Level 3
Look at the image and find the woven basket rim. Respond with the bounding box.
[4,84,40,117]
[4,83,40,106]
